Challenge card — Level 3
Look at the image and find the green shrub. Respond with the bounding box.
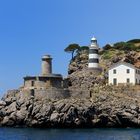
[123,42,137,51]
[80,46,89,51]
[114,42,126,50]
[102,51,114,59]
[127,39,140,43]
[103,44,113,50]
[114,41,138,51]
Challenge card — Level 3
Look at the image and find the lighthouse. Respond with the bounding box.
[41,55,52,75]
[88,37,99,69]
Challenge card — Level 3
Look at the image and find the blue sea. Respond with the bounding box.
[0,127,140,140]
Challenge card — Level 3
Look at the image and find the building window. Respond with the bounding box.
[31,81,34,87]
[113,78,117,85]
[126,69,130,73]
[113,69,116,74]
[126,78,130,84]
[136,79,137,84]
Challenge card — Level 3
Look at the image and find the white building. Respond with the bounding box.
[108,61,140,85]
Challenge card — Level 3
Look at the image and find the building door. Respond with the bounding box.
[113,78,117,85]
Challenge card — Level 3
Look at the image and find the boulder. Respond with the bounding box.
[50,112,60,122]
[16,108,28,122]
[130,104,138,111]
[0,101,6,106]
[1,116,14,126]
[5,102,17,115]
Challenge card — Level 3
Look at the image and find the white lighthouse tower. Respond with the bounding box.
[88,36,99,69]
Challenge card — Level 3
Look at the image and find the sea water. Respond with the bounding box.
[0,127,139,140]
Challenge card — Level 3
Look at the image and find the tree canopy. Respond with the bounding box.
[103,44,113,50]
[79,46,89,51]
[64,44,80,59]
[127,39,140,43]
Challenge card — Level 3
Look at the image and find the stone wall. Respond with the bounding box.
[51,79,62,88]
[21,88,90,100]
[34,89,70,100]
[24,79,62,89]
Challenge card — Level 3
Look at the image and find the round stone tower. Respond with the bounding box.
[88,37,99,68]
[41,55,52,75]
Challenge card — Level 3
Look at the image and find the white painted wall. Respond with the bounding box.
[89,54,99,58]
[109,64,136,85]
[88,63,98,68]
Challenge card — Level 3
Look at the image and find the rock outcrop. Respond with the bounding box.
[0,86,140,128]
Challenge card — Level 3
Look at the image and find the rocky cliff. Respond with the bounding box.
[0,39,140,128]
[0,86,140,127]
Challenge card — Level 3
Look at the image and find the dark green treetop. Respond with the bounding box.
[64,44,80,59]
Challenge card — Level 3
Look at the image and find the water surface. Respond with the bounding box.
[0,127,140,140]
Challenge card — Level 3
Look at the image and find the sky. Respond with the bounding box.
[0,0,140,96]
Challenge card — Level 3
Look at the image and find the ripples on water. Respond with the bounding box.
[0,127,140,140]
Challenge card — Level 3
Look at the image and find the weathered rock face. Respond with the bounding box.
[68,69,106,90]
[0,87,140,128]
